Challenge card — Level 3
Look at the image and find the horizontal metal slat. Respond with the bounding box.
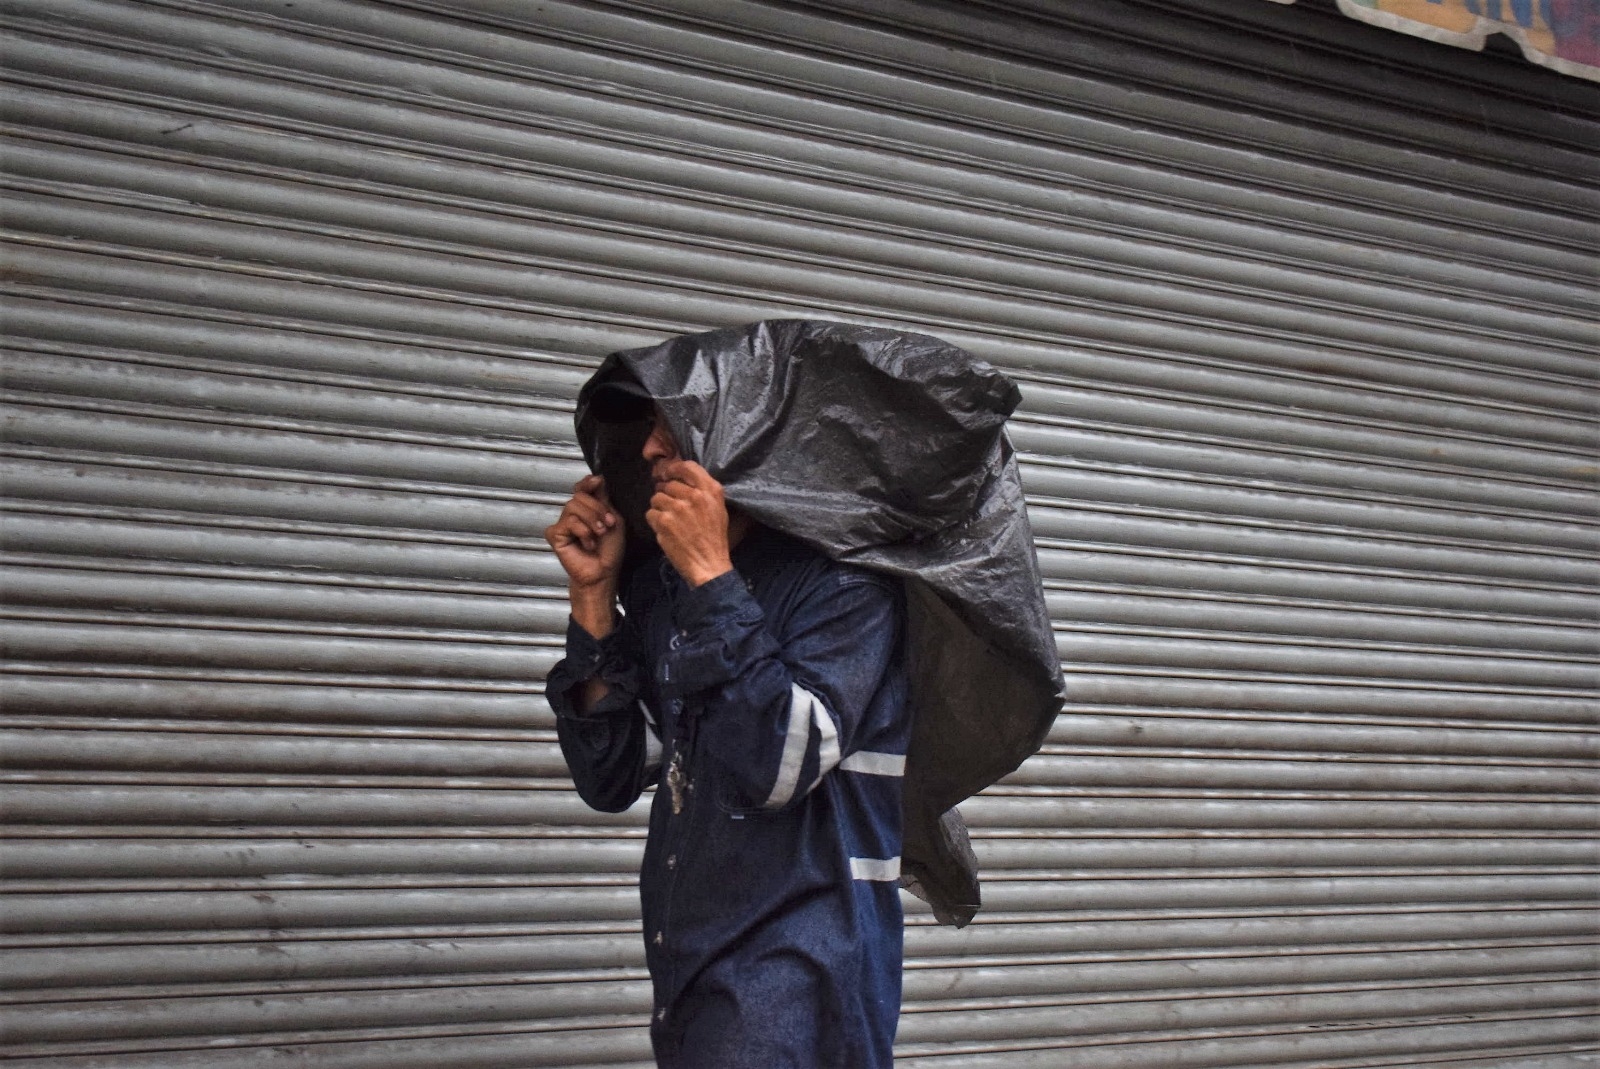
[0,933,644,992]
[0,393,577,481]
[5,729,1594,797]
[7,553,1596,660]
[1052,630,1597,690]
[6,127,1597,369]
[4,783,1593,830]
[1042,713,1600,762]
[1,565,559,632]
[0,976,652,1047]
[1002,752,1598,795]
[0,675,545,728]
[893,980,1600,1047]
[1011,411,1597,497]
[891,1011,1600,1069]
[9,336,1587,524]
[1036,548,1600,623]
[0,571,566,634]
[3,64,1600,390]
[49,0,1597,262]
[5,941,1585,1010]
[6,140,1597,392]
[0,349,573,447]
[10,190,1598,414]
[3,832,1591,881]
[1044,590,1598,657]
[313,0,1600,194]
[5,909,1594,990]
[12,427,1591,592]
[2,612,1588,690]
[2,241,659,362]
[0,618,552,680]
[9,667,1594,730]
[960,794,1599,832]
[1058,673,1596,724]
[1029,508,1597,589]
[0,512,548,584]
[1033,502,1598,590]
[0,293,601,398]
[0,784,647,827]
[905,909,1599,959]
[0,730,569,780]
[11,695,1595,759]
[903,945,1600,1003]
[0,453,574,537]
[6,78,1595,326]
[7,245,1593,485]
[0,1024,653,1069]
[1016,426,1597,517]
[0,886,640,935]
[1022,465,1598,556]
[5,876,1596,939]
[586,0,1600,168]
[997,0,1600,138]
[0,835,646,881]
[3,976,1595,1063]
[970,835,1600,873]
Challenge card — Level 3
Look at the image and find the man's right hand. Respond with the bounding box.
[545,474,626,637]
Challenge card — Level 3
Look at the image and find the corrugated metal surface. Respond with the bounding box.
[1,0,1595,1065]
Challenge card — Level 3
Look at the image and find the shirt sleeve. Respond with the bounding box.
[661,565,903,812]
[546,610,660,814]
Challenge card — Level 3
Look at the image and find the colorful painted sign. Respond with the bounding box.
[1268,0,1600,81]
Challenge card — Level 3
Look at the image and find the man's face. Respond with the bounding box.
[640,405,681,486]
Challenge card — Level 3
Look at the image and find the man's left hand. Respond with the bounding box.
[648,460,734,588]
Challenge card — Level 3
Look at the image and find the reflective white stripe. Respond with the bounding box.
[839,750,905,776]
[811,697,840,791]
[639,701,663,778]
[763,684,816,809]
[850,856,902,882]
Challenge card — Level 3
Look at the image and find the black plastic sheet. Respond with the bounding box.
[574,320,1065,925]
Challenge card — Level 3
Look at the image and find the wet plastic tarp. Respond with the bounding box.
[574,320,1066,925]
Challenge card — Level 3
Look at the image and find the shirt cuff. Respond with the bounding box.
[673,569,758,633]
[547,614,641,719]
[563,613,610,667]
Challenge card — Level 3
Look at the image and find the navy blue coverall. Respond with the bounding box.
[547,525,911,1068]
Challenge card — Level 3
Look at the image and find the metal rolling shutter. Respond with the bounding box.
[1,0,1594,1066]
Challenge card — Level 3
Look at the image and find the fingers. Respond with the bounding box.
[546,510,599,553]
[644,463,732,588]
[546,477,621,555]
[654,459,716,490]
[646,472,722,532]
[573,475,616,515]
[558,475,616,536]
[566,492,616,533]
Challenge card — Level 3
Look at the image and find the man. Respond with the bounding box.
[545,386,911,1068]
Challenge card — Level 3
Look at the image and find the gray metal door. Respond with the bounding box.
[2,0,1595,1065]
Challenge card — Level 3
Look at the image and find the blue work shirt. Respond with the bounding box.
[547,525,910,1068]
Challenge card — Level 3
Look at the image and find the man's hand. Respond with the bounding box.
[545,474,626,637]
[648,460,734,588]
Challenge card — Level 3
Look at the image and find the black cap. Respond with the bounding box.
[586,378,654,423]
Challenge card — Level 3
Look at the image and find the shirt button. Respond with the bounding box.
[666,854,676,869]
[655,1008,666,1022]
[653,930,663,945]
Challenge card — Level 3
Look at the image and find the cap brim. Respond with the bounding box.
[587,381,654,423]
